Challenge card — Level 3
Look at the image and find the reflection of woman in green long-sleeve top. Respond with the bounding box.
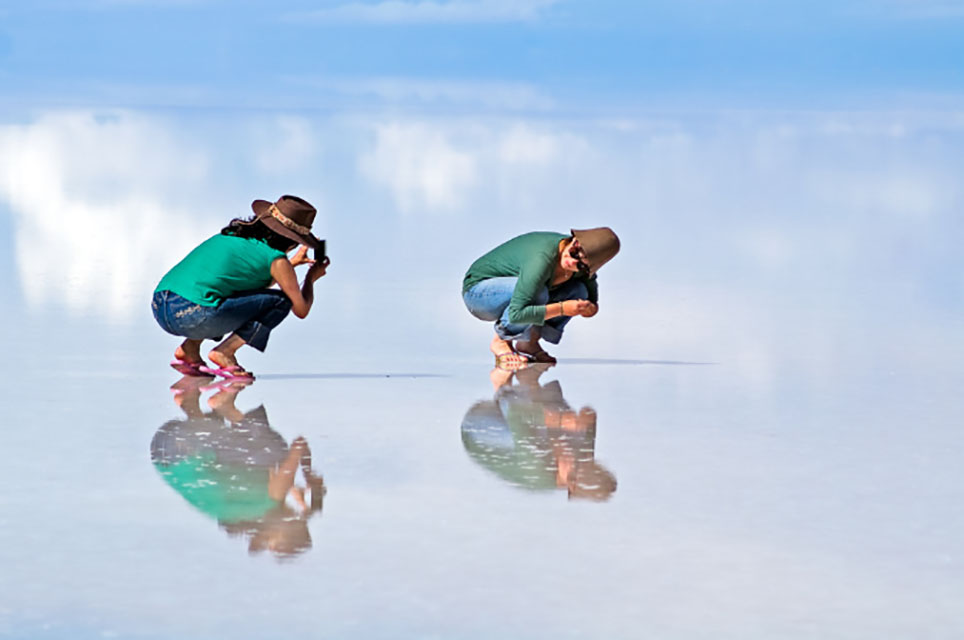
[460,364,617,501]
[462,227,620,367]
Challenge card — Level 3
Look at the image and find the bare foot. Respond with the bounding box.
[174,339,204,364]
[170,376,208,417]
[514,362,552,387]
[206,380,250,422]
[490,367,515,390]
[515,340,557,364]
[490,335,529,368]
[208,346,254,378]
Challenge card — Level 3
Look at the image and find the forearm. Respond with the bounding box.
[299,279,315,313]
[508,263,554,325]
[543,299,598,320]
[544,301,566,321]
[273,256,327,319]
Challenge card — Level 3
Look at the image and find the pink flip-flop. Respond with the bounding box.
[170,360,214,377]
[199,364,255,381]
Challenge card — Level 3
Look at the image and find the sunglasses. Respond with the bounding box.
[569,245,591,275]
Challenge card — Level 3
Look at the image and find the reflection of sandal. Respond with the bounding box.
[199,365,255,381]
[200,378,252,393]
[170,376,209,396]
[522,349,556,364]
[170,359,214,377]
[494,350,532,370]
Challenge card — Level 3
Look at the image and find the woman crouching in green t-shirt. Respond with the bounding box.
[152,195,329,380]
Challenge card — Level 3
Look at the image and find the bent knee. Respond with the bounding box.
[272,292,294,312]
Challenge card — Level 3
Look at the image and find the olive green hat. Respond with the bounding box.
[571,227,620,275]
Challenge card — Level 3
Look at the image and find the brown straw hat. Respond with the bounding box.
[571,227,620,275]
[249,195,322,249]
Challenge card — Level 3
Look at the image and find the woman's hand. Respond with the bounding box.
[561,299,595,317]
[306,256,330,282]
[289,245,315,268]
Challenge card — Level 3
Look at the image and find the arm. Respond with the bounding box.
[267,438,307,502]
[585,275,598,304]
[543,275,597,320]
[581,276,599,317]
[268,245,315,289]
[270,255,329,319]
[543,299,594,320]
[505,259,555,325]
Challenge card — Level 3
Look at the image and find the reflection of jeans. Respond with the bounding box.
[460,400,515,450]
[462,277,587,344]
[152,289,292,352]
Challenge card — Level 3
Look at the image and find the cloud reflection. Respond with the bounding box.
[0,110,211,320]
[1,106,960,356]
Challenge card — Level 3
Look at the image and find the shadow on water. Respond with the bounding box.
[257,373,450,380]
[460,364,617,501]
[558,358,715,366]
[150,376,326,560]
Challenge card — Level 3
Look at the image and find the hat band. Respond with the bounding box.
[268,203,310,236]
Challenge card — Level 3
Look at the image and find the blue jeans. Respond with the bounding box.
[462,277,587,344]
[152,289,292,352]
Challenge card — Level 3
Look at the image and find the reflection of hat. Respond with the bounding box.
[248,195,322,249]
[568,463,618,502]
[571,227,620,275]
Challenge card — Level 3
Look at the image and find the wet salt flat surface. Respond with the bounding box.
[1,307,962,639]
[1,97,962,637]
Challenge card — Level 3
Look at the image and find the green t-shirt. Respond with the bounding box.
[155,234,285,307]
[462,232,598,326]
[154,452,279,524]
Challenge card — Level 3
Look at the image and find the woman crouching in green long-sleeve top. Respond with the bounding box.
[462,227,620,368]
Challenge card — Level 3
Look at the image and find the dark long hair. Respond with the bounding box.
[221,216,298,253]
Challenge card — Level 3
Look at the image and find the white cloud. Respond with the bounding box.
[359,122,478,213]
[356,119,595,214]
[287,0,560,24]
[249,116,318,174]
[2,105,961,352]
[820,173,948,220]
[0,110,340,322]
[497,124,561,164]
[0,111,212,321]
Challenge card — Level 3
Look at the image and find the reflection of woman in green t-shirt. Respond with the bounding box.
[152,195,330,380]
[152,378,326,558]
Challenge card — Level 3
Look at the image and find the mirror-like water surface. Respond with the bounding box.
[0,83,962,640]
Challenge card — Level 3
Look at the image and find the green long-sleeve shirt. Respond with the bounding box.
[462,232,599,326]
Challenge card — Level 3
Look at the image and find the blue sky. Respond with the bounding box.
[1,0,963,111]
